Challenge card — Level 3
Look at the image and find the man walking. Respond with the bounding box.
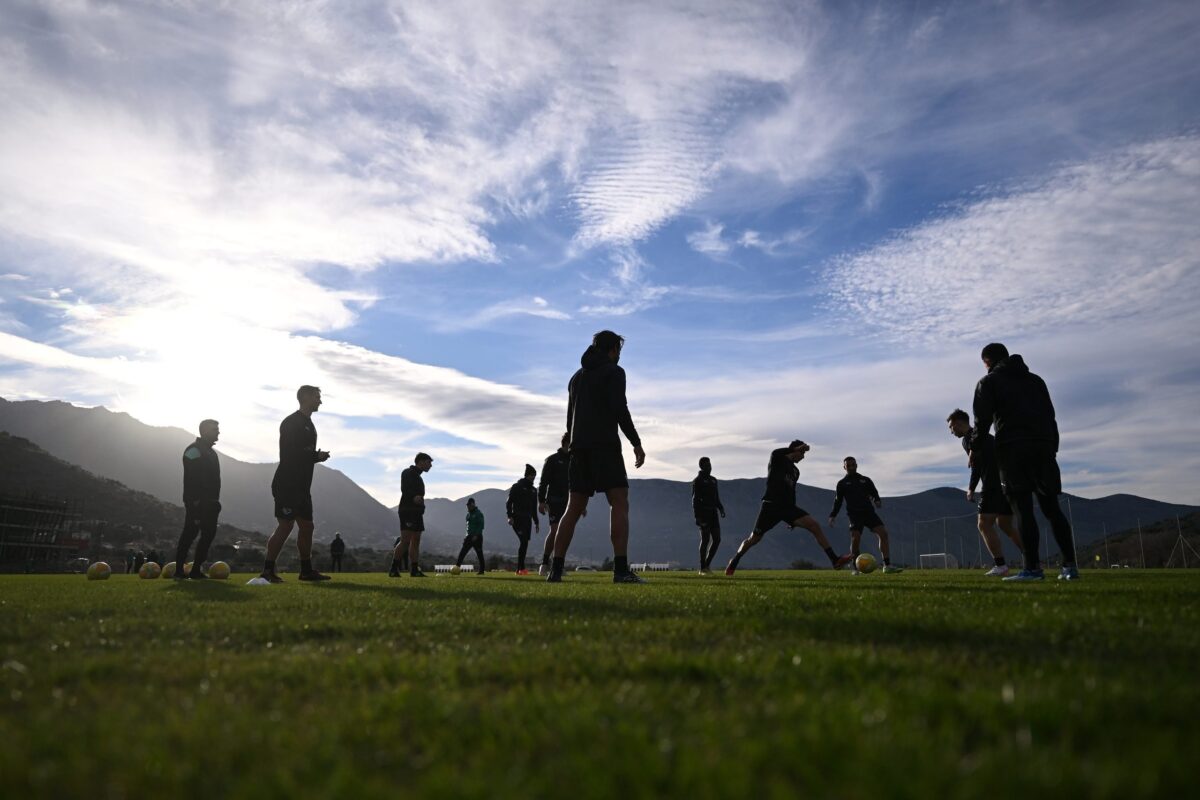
[726,441,852,575]
[455,498,486,575]
[395,453,433,578]
[829,457,902,574]
[692,457,725,574]
[947,408,1023,576]
[259,386,332,583]
[972,343,1079,582]
[507,464,540,575]
[537,433,571,575]
[329,532,345,573]
[175,419,222,580]
[546,330,646,584]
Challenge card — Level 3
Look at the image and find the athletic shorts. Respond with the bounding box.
[848,511,884,532]
[568,446,628,496]
[273,491,313,521]
[547,499,568,525]
[978,486,1013,516]
[511,515,533,539]
[752,501,807,535]
[998,443,1062,497]
[695,508,721,533]
[398,508,425,532]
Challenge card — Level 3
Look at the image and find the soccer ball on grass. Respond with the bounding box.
[855,553,877,574]
[138,561,161,579]
[86,561,111,581]
[208,561,231,580]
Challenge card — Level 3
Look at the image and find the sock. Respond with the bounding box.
[542,554,550,566]
[263,559,275,574]
[614,555,629,575]
[551,557,564,574]
[824,547,838,564]
[300,559,313,574]
[995,557,1006,566]
[883,558,891,566]
[729,551,743,568]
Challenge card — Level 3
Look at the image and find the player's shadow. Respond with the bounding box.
[317,582,438,600]
[165,581,251,602]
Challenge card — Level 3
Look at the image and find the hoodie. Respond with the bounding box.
[506,476,539,520]
[566,345,641,450]
[972,354,1059,452]
[691,471,725,515]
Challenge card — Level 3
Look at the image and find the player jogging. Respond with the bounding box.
[259,386,332,583]
[507,464,540,574]
[692,457,725,574]
[546,330,647,584]
[973,343,1079,582]
[537,433,571,575]
[726,441,853,575]
[829,458,902,574]
[947,408,1023,576]
[174,419,222,580]
[455,498,486,574]
[395,453,434,578]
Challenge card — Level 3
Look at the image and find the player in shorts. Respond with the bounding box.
[395,452,433,578]
[455,498,487,574]
[725,441,853,575]
[537,432,571,575]
[260,386,332,583]
[947,408,1023,576]
[691,457,725,574]
[506,464,540,574]
[829,457,902,574]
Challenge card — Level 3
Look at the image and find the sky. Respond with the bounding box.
[1,0,1198,505]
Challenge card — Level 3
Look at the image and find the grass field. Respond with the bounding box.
[2,569,1198,799]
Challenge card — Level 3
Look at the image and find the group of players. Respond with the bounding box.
[172,332,1080,584]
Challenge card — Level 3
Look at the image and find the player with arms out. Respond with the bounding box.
[829,457,902,574]
[947,408,1023,576]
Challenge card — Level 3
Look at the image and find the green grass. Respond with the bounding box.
[2,569,1197,799]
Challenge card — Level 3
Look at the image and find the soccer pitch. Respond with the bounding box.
[2,570,1197,799]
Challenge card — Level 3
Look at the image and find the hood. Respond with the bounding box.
[580,345,610,370]
[993,354,1030,375]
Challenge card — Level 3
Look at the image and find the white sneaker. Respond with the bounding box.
[537,564,546,576]
[851,568,861,575]
[984,565,1010,577]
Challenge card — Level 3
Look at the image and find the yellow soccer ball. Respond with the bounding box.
[208,561,231,580]
[183,561,194,576]
[450,565,461,575]
[855,553,877,574]
[138,561,161,579]
[86,561,112,581]
[162,561,177,579]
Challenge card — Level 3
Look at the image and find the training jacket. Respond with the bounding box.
[963,428,1002,493]
[399,466,425,512]
[539,449,570,504]
[566,346,641,450]
[762,448,800,505]
[271,411,320,492]
[466,508,485,537]
[691,472,725,515]
[972,355,1059,452]
[182,438,221,504]
[330,537,345,556]
[506,477,539,520]
[830,473,880,518]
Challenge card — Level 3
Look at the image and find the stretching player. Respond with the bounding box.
[260,386,332,583]
[691,457,725,574]
[726,441,852,575]
[455,498,486,574]
[973,343,1079,582]
[537,433,571,575]
[507,464,540,575]
[829,457,902,574]
[175,419,222,580]
[546,330,646,584]
[947,408,1023,576]
[395,453,433,578]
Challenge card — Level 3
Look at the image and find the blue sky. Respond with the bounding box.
[1,0,1198,504]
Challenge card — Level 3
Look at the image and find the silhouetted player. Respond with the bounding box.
[829,457,902,573]
[507,464,540,574]
[537,432,571,575]
[973,343,1079,582]
[692,457,725,574]
[330,532,345,573]
[948,408,1023,576]
[396,453,433,578]
[547,330,646,584]
[260,386,332,583]
[455,498,486,574]
[726,441,852,575]
[175,419,221,580]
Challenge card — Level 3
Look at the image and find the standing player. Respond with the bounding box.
[174,419,222,580]
[259,387,331,583]
[947,408,1023,576]
[395,453,433,578]
[829,457,902,574]
[537,433,571,575]
[329,532,345,573]
[726,441,852,575]
[455,498,486,574]
[546,330,647,584]
[506,464,540,575]
[692,457,725,574]
[973,343,1079,582]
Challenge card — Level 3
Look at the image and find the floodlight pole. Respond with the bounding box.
[1180,517,1188,569]
[1138,519,1145,569]
[942,518,947,561]
[1103,523,1110,567]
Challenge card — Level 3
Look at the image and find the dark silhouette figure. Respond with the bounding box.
[175,419,222,580]
[537,432,572,574]
[396,453,433,577]
[692,457,725,573]
[830,457,901,573]
[329,532,345,572]
[455,498,486,574]
[507,464,540,574]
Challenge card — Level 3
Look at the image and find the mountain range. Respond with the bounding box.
[2,397,1196,567]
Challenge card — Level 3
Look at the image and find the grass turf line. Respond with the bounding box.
[2,570,1197,799]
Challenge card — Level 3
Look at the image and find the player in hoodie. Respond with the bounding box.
[546,330,646,584]
[507,464,540,574]
[691,457,725,574]
[537,432,572,575]
[973,343,1079,582]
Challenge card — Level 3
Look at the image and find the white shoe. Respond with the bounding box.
[984,565,1010,577]
[537,564,546,576]
[851,568,861,575]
